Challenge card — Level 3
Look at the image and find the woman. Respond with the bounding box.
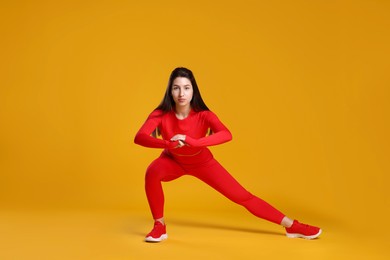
[134,67,322,242]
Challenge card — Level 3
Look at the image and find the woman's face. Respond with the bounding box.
[171,77,193,108]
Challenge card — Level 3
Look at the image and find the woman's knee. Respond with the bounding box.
[229,191,254,205]
[145,157,183,182]
[145,161,163,182]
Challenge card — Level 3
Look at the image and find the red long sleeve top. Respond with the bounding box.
[134,109,232,157]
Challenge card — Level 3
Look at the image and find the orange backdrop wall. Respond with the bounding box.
[1,0,389,234]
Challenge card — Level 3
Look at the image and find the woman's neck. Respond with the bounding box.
[174,106,191,119]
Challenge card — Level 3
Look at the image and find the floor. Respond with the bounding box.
[0,208,388,260]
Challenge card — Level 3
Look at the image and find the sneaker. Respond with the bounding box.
[285,220,322,239]
[145,221,168,242]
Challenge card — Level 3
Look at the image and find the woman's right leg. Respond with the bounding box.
[145,153,186,220]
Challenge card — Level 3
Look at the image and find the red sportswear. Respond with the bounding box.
[134,109,285,224]
[134,109,232,153]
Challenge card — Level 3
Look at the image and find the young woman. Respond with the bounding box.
[134,67,322,242]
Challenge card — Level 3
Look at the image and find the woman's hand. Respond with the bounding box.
[170,134,186,148]
[170,134,186,142]
[176,140,185,148]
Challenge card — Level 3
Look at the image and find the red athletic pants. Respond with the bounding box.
[145,150,285,225]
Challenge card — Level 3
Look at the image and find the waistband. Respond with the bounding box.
[162,148,214,167]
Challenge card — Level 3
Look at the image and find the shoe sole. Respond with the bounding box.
[286,229,322,239]
[145,234,168,242]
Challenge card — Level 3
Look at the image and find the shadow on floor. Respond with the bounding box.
[169,219,284,237]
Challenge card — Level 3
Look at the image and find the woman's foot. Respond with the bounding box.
[285,220,322,239]
[145,221,168,242]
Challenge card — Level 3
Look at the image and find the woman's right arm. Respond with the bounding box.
[134,110,178,149]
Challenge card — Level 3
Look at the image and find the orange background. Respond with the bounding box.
[0,1,389,259]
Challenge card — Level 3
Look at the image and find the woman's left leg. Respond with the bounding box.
[191,159,285,225]
[190,159,322,239]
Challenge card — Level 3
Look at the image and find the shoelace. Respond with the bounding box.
[150,222,164,235]
[288,222,313,231]
[297,222,318,235]
[300,223,311,229]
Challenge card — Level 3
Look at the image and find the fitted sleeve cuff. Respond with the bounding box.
[184,136,198,147]
[166,140,179,149]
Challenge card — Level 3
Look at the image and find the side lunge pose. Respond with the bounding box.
[134,67,322,242]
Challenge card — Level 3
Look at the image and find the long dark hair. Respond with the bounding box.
[156,67,210,112]
[153,67,210,137]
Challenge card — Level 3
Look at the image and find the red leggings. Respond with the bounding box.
[145,150,285,225]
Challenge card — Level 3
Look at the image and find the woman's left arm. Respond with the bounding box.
[184,111,232,147]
